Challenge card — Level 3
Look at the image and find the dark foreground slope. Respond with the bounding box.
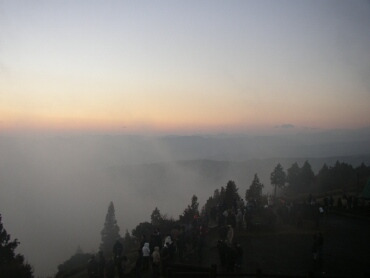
[186,213,370,277]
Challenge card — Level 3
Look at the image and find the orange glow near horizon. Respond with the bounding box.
[1,110,368,136]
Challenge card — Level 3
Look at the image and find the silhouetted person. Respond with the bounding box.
[329,196,334,207]
[161,242,170,275]
[154,229,162,251]
[105,257,115,278]
[318,233,324,269]
[121,255,128,277]
[312,235,318,270]
[168,240,176,262]
[113,238,123,257]
[152,246,161,278]
[113,239,124,278]
[217,239,227,268]
[197,234,204,262]
[135,250,143,278]
[234,242,243,270]
[177,226,186,262]
[97,251,105,278]
[226,242,237,273]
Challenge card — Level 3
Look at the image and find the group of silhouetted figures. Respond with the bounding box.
[86,219,212,278]
[87,198,328,277]
[87,239,128,278]
[217,225,244,273]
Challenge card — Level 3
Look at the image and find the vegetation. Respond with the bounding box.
[0,214,34,278]
[270,163,286,197]
[50,159,370,276]
[245,174,264,208]
[179,195,200,224]
[224,180,241,208]
[100,202,121,257]
[283,160,370,195]
[55,253,91,278]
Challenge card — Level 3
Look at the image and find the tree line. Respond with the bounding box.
[55,159,370,277]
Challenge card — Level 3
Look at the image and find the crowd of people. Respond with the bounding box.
[87,196,333,277]
[86,216,212,278]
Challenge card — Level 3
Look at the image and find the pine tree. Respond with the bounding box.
[245,174,264,208]
[150,207,163,226]
[223,180,240,208]
[123,230,135,253]
[179,195,199,224]
[286,162,301,190]
[270,163,286,197]
[100,202,121,257]
[300,160,315,187]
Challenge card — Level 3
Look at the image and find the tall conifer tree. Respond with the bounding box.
[100,202,121,257]
[270,163,286,197]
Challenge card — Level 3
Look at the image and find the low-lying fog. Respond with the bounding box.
[1,128,370,277]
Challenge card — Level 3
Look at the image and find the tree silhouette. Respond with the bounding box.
[316,163,331,190]
[100,202,121,257]
[245,174,264,208]
[300,160,315,188]
[179,195,199,224]
[190,195,199,213]
[270,163,286,197]
[131,222,153,240]
[286,162,301,190]
[123,229,136,253]
[223,180,240,208]
[0,214,34,278]
[75,244,83,254]
[151,207,163,226]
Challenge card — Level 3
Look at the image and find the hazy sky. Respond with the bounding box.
[1,0,370,135]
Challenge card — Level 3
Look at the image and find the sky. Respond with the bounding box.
[1,0,370,135]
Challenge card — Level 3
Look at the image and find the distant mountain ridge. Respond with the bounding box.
[107,154,370,197]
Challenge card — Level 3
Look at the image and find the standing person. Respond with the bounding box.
[161,242,170,276]
[225,242,237,273]
[217,239,227,269]
[312,235,318,269]
[142,242,151,271]
[234,242,243,270]
[97,251,106,278]
[318,233,324,269]
[154,229,163,252]
[121,255,128,277]
[113,239,124,278]
[105,257,115,278]
[227,225,234,244]
[134,250,143,278]
[151,246,161,278]
[236,209,243,230]
[197,234,204,263]
[177,226,186,263]
[168,240,176,262]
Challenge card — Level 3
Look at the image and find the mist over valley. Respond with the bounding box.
[1,128,370,277]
